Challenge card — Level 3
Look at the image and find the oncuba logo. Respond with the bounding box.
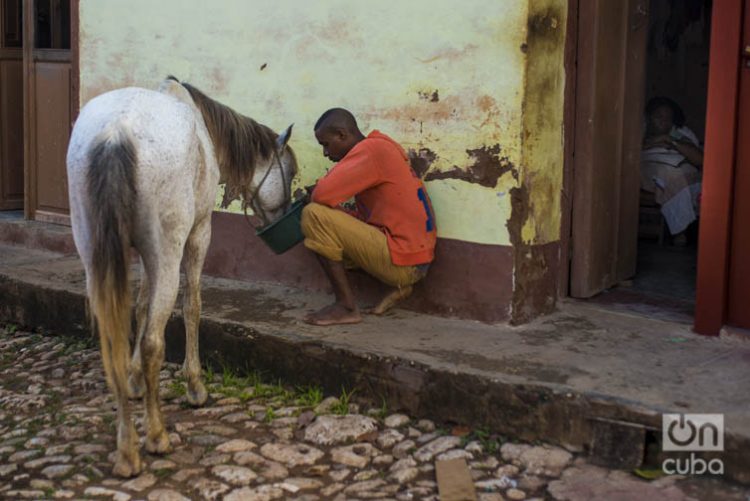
[662,414,724,475]
[662,414,723,451]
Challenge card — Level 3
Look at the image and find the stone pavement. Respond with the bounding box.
[1,241,750,486]
[1,326,747,500]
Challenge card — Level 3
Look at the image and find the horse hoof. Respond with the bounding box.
[145,430,172,455]
[112,451,143,478]
[128,373,145,399]
[186,380,208,406]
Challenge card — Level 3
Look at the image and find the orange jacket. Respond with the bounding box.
[312,131,437,266]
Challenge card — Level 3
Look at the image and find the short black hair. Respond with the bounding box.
[314,108,359,133]
[645,96,686,127]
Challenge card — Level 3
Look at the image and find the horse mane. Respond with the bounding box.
[178,80,279,207]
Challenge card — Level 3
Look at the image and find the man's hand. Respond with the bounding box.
[302,184,317,203]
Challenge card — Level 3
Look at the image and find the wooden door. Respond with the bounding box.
[569,0,649,297]
[24,0,72,224]
[727,3,750,329]
[0,0,24,210]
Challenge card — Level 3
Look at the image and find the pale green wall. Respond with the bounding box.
[79,0,566,246]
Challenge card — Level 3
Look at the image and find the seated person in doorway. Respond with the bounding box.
[641,96,704,246]
[301,108,437,326]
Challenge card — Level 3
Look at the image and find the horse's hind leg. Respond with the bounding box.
[112,380,141,477]
[128,261,149,399]
[84,271,142,477]
[140,253,180,454]
[182,218,210,406]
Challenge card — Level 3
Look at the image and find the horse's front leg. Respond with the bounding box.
[182,218,210,406]
[128,262,149,399]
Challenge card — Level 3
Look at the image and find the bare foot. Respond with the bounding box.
[305,303,362,326]
[367,285,413,315]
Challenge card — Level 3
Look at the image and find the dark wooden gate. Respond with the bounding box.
[24,0,73,224]
[0,0,24,210]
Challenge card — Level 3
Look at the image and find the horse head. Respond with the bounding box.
[173,79,299,227]
[249,124,298,225]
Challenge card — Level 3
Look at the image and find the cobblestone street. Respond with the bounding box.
[0,326,746,500]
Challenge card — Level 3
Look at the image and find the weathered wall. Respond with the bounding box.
[77,0,568,321]
[510,0,567,322]
[79,0,530,246]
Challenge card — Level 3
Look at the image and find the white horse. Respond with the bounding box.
[66,76,297,477]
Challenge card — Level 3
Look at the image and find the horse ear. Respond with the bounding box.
[277,124,293,151]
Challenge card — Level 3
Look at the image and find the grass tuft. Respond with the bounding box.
[296,385,323,408]
[331,387,355,415]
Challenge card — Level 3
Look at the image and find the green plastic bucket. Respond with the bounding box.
[256,199,307,254]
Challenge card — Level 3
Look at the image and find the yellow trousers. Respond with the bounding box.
[301,203,423,288]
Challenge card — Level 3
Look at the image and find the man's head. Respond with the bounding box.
[314,108,365,162]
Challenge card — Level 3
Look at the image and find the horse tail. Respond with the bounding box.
[86,123,137,397]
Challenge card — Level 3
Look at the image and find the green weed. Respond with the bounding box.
[296,385,323,408]
[376,396,389,420]
[252,379,289,401]
[264,407,277,423]
[331,387,356,415]
[154,468,173,479]
[221,364,245,388]
[468,428,501,454]
[166,379,187,399]
[272,380,294,404]
[204,364,215,385]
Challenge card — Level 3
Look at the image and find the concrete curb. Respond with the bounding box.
[1,270,747,485]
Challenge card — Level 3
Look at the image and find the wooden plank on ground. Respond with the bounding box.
[436,458,477,501]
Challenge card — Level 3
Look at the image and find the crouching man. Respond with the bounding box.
[301,108,437,326]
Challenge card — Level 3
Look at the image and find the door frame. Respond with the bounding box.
[563,0,743,337]
[694,0,744,336]
[22,0,79,224]
[558,0,579,297]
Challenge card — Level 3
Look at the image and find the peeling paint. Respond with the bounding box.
[424,145,516,188]
[408,148,438,178]
[507,185,530,249]
[506,184,557,324]
[366,94,462,124]
[418,90,440,102]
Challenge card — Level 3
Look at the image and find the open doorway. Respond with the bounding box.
[629,0,712,321]
[567,0,713,324]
